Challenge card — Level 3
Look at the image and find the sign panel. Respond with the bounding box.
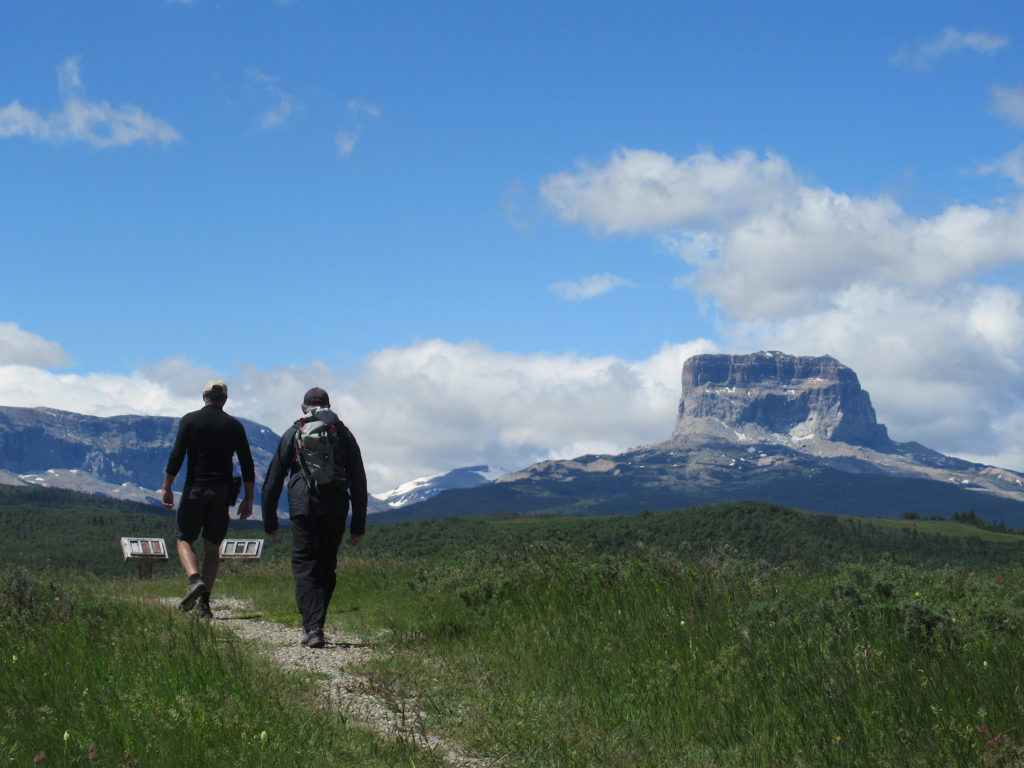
[219,539,264,560]
[120,537,169,561]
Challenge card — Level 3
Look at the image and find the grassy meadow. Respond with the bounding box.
[3,491,1024,766]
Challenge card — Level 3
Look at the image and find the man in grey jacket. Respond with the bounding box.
[261,387,368,648]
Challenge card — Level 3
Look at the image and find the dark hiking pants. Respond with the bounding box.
[290,510,346,632]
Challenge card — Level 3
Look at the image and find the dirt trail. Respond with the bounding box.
[173,598,494,768]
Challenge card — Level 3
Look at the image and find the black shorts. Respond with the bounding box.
[175,482,231,545]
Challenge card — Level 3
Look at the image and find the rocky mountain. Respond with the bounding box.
[376,352,1024,527]
[374,465,511,509]
[0,406,281,512]
[0,405,394,517]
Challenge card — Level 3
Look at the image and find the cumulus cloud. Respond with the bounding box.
[247,67,297,130]
[541,148,796,233]
[0,323,71,367]
[541,146,1024,473]
[892,27,1009,71]
[0,57,181,148]
[543,148,1024,319]
[0,337,716,493]
[550,273,635,300]
[726,283,1024,469]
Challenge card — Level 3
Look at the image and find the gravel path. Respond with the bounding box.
[173,598,494,768]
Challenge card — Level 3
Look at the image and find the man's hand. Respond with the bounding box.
[238,497,254,520]
[350,534,363,546]
[266,530,278,539]
[161,488,175,509]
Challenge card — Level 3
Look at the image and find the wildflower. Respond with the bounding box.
[260,731,268,744]
[11,654,16,662]
[88,743,97,761]
[63,731,69,743]
[680,620,686,626]
[952,617,956,623]
[33,752,45,764]
[835,736,842,743]
[914,591,920,597]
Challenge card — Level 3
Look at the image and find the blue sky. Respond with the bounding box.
[4,1,1024,493]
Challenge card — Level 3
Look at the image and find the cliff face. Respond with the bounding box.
[673,351,891,448]
[0,406,280,504]
[478,350,1024,524]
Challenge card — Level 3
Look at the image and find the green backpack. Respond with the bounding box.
[294,414,345,494]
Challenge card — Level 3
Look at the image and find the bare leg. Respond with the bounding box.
[177,539,200,578]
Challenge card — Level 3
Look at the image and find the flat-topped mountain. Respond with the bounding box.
[377,352,1024,526]
[673,352,890,448]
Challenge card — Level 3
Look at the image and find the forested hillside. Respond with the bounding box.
[5,485,1022,576]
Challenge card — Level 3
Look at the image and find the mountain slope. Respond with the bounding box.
[374,465,510,509]
[0,406,279,507]
[376,351,1024,527]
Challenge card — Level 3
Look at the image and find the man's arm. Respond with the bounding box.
[343,430,368,543]
[235,423,257,520]
[260,429,294,535]
[161,472,176,509]
[162,417,188,509]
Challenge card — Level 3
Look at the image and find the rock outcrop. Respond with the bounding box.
[439,350,1024,525]
[672,351,890,448]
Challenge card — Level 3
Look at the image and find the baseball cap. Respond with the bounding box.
[203,379,228,397]
[303,387,330,406]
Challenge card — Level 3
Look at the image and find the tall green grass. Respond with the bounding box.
[0,567,444,767]
[342,546,1024,767]
[6,536,1024,766]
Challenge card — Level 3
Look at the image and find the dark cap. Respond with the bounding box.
[303,387,330,406]
[203,379,228,398]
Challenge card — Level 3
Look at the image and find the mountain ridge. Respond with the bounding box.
[376,351,1024,526]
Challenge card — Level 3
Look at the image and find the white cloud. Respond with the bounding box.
[726,283,1024,467]
[543,148,1024,320]
[550,273,634,300]
[0,57,181,148]
[978,144,1024,186]
[335,130,357,156]
[335,98,381,157]
[247,67,297,130]
[991,85,1024,129]
[892,27,1009,71]
[347,99,381,118]
[541,146,1024,475]
[0,323,71,367]
[541,148,796,233]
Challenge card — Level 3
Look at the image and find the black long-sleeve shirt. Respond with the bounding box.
[261,407,368,536]
[165,404,256,486]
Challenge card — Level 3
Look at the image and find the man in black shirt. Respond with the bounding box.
[162,380,255,617]
[262,387,368,648]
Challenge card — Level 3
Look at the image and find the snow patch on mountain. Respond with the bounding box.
[375,465,511,509]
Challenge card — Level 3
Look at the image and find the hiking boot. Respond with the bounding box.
[179,577,207,612]
[195,595,213,620]
[301,628,325,648]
